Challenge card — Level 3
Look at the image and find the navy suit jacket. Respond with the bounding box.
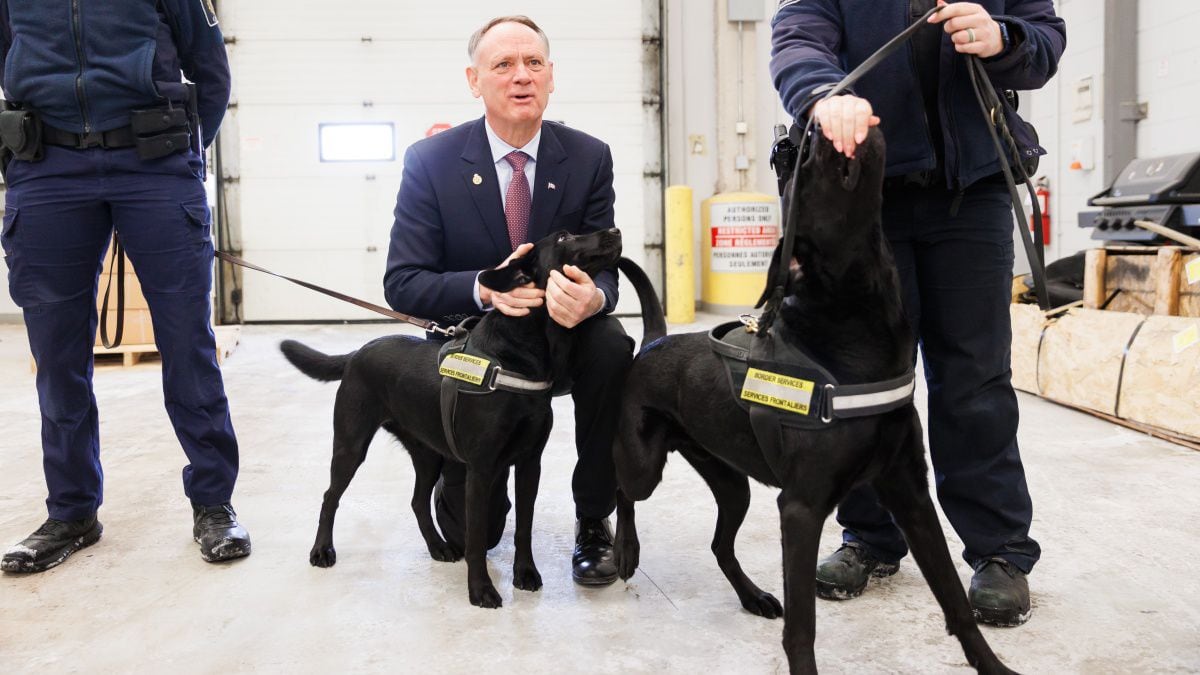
[384,117,619,325]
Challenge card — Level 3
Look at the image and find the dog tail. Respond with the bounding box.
[279,339,353,382]
[618,257,667,345]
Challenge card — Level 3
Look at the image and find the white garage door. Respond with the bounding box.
[219,1,660,321]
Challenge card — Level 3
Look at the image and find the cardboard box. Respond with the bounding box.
[95,308,155,346]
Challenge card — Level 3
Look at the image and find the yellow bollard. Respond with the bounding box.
[700,192,780,313]
[664,185,696,324]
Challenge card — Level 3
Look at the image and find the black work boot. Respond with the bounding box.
[1,516,103,573]
[815,542,899,600]
[969,557,1031,627]
[193,503,251,563]
[572,517,618,587]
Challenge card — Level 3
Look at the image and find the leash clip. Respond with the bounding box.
[738,314,760,334]
[430,323,458,338]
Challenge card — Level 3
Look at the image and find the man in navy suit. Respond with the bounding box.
[383,15,631,587]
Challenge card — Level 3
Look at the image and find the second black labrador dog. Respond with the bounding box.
[611,129,1015,674]
[280,228,626,609]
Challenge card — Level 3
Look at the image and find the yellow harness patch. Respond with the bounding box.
[439,352,491,386]
[740,367,815,415]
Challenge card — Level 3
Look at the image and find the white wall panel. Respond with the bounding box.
[222,1,656,321]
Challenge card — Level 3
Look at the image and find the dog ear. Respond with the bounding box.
[478,253,537,292]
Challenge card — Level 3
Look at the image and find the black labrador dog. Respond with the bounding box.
[611,129,1015,674]
[281,228,629,609]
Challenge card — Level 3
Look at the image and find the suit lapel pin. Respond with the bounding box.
[547,182,556,190]
[472,173,483,185]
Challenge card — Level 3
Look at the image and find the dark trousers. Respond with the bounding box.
[1,146,239,522]
[436,313,634,548]
[838,174,1041,573]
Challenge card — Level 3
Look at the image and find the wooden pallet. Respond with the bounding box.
[30,325,242,372]
[1084,246,1200,317]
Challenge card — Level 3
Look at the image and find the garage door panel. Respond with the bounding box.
[233,250,389,322]
[235,177,393,250]
[223,3,642,42]
[229,42,643,105]
[225,0,654,321]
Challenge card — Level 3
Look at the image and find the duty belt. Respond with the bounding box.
[42,124,136,150]
[437,318,553,462]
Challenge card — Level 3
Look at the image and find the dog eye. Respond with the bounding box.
[557,233,569,242]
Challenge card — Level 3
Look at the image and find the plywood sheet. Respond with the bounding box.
[1118,316,1200,438]
[1037,308,1145,415]
[1010,304,1048,394]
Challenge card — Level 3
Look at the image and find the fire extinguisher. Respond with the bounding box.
[1029,176,1050,243]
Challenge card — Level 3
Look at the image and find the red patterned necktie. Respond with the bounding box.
[503,151,531,250]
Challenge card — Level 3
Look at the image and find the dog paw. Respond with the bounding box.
[427,540,462,563]
[470,584,504,609]
[512,564,543,592]
[740,591,783,619]
[309,545,337,568]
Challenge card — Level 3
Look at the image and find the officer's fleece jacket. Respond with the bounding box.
[0,0,230,148]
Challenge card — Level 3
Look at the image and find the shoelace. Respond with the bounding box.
[198,506,236,530]
[32,519,70,537]
[578,521,612,547]
[978,558,1016,578]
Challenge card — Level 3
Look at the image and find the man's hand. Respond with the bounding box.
[929,1,1005,59]
[547,264,604,329]
[810,95,880,159]
[480,243,545,317]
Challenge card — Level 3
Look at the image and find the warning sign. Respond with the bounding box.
[709,202,780,273]
[426,123,452,137]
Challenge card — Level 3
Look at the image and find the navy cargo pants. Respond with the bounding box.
[837,173,1041,574]
[0,144,238,522]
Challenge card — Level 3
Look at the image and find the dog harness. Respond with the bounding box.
[437,318,553,462]
[709,318,915,473]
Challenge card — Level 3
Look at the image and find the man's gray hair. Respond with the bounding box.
[467,16,550,62]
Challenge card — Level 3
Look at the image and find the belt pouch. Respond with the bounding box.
[0,109,44,161]
[130,106,191,160]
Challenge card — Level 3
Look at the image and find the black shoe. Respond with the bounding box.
[193,503,251,563]
[815,542,899,600]
[572,517,618,587]
[433,476,508,553]
[1,516,103,573]
[969,558,1031,627]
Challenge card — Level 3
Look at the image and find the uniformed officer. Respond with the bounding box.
[771,0,1065,626]
[0,0,250,572]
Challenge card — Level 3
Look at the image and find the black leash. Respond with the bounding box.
[97,244,459,349]
[965,55,1050,309]
[98,236,126,349]
[762,3,1050,325]
[213,251,460,336]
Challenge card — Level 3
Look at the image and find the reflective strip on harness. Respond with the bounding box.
[439,352,491,386]
[740,368,816,415]
[495,371,553,392]
[831,378,916,414]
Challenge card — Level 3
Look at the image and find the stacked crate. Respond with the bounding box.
[1011,246,1200,448]
[95,240,156,362]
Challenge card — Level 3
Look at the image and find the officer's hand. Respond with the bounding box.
[929,1,1005,59]
[480,243,545,317]
[547,264,603,329]
[810,95,880,159]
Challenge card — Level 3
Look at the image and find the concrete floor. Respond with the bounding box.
[0,315,1198,674]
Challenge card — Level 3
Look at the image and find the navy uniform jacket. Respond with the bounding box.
[384,117,620,325]
[0,0,230,148]
[770,0,1065,188]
